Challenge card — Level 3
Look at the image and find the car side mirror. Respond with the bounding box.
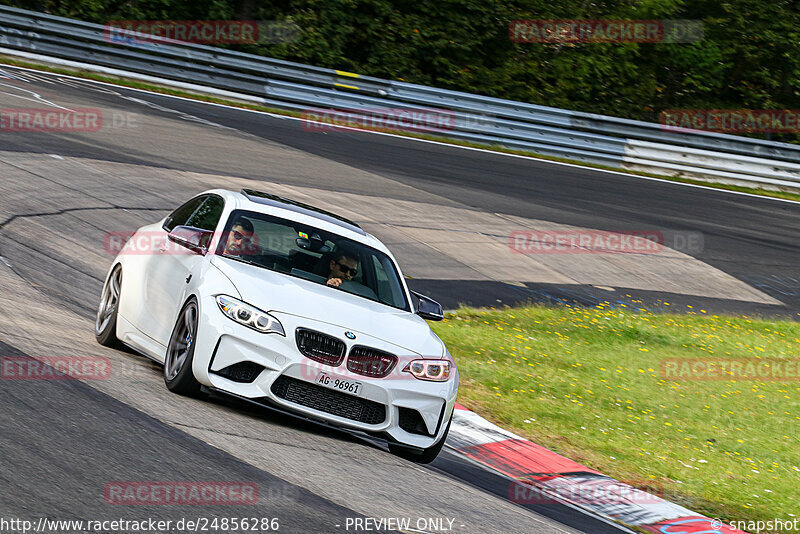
[410,290,444,321]
[168,225,213,255]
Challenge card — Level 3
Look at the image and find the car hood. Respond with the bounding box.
[211,257,444,357]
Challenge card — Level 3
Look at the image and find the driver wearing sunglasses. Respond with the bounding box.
[326,251,359,288]
[222,218,256,258]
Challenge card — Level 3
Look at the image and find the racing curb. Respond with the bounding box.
[447,403,747,533]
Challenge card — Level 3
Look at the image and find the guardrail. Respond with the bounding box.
[0,5,798,190]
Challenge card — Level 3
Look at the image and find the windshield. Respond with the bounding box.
[216,209,410,311]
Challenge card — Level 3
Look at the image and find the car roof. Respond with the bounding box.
[204,189,389,253]
[240,189,365,236]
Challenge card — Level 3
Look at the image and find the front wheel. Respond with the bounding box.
[95,265,122,347]
[164,299,202,396]
[389,416,452,464]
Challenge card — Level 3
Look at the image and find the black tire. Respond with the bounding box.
[95,265,123,347]
[164,299,203,396]
[389,416,452,464]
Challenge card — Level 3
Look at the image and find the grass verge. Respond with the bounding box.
[431,304,800,530]
[1,54,799,203]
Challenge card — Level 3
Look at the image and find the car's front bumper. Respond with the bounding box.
[191,295,458,449]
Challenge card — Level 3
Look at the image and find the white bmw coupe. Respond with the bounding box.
[95,189,458,462]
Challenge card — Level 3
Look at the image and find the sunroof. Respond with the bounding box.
[241,189,366,236]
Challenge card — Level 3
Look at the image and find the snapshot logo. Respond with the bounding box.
[0,108,102,132]
[301,107,459,134]
[104,482,258,505]
[509,230,703,255]
[509,19,703,44]
[660,358,800,381]
[104,20,299,46]
[661,109,800,134]
[1,356,111,380]
[728,518,800,533]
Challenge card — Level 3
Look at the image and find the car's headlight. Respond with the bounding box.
[215,295,285,336]
[402,359,452,381]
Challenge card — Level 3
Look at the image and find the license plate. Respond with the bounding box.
[316,373,362,396]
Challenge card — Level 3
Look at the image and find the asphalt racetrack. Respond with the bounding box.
[0,64,798,534]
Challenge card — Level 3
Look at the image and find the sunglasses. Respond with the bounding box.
[335,261,358,276]
[232,230,252,244]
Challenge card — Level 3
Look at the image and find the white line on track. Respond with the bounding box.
[13,69,55,84]
[0,67,29,81]
[0,79,74,111]
[1,61,798,206]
